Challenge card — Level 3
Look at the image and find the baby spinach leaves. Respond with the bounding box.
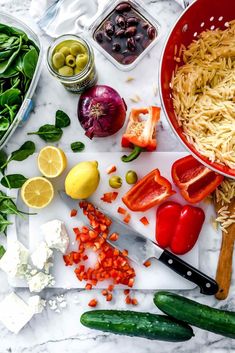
[1,174,27,189]
[0,244,6,257]
[28,124,63,142]
[1,141,35,170]
[28,110,70,142]
[71,141,85,153]
[55,110,71,128]
[0,23,39,140]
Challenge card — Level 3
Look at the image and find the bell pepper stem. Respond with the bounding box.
[121,145,144,163]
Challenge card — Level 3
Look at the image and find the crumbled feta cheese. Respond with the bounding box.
[0,241,29,278]
[31,242,53,270]
[0,293,33,334]
[48,294,67,313]
[27,272,54,293]
[28,295,46,314]
[41,219,69,254]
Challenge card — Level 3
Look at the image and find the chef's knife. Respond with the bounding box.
[59,191,218,295]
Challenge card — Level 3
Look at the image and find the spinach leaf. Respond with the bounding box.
[55,110,71,128]
[23,48,38,79]
[8,141,35,162]
[0,190,14,201]
[1,174,27,189]
[28,124,63,142]
[0,214,12,234]
[0,88,21,107]
[0,150,7,174]
[0,197,21,216]
[0,244,6,257]
[71,141,85,153]
[0,117,9,131]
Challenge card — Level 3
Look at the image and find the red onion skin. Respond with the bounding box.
[78,85,127,139]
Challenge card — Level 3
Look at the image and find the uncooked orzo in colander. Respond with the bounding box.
[172,20,235,169]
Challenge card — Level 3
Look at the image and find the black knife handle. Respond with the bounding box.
[159,249,218,295]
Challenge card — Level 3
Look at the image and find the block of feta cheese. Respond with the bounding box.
[27,272,55,293]
[0,240,29,278]
[41,219,69,254]
[0,292,33,334]
[31,242,53,270]
[28,295,46,314]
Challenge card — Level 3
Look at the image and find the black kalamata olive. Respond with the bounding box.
[104,21,115,36]
[115,29,125,37]
[112,43,121,52]
[126,37,136,52]
[147,26,156,39]
[115,15,126,29]
[127,17,138,26]
[95,31,103,43]
[125,26,137,37]
[142,22,149,29]
[116,2,131,12]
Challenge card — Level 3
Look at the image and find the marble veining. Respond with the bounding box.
[0,0,234,352]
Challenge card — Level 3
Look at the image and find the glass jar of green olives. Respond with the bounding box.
[47,34,97,93]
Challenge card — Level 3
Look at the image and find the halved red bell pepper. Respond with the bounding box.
[122,169,175,212]
[156,201,205,255]
[171,155,224,203]
[122,106,160,151]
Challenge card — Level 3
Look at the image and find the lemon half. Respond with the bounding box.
[21,177,54,209]
[38,146,67,178]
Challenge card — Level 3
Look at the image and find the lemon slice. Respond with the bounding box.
[21,177,54,209]
[38,146,67,178]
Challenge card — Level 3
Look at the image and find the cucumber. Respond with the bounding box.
[154,291,235,339]
[80,310,194,342]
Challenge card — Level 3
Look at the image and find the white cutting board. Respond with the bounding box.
[7,152,217,290]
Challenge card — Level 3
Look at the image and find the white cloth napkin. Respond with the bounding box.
[30,0,189,38]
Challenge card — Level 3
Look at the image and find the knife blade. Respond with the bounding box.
[59,191,218,295]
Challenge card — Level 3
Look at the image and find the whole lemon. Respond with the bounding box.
[65,161,100,199]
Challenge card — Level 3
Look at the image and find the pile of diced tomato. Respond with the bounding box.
[63,201,136,306]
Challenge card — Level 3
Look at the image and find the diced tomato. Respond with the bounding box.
[124,289,130,295]
[85,283,92,290]
[106,293,113,302]
[108,284,114,292]
[102,289,108,296]
[140,216,149,226]
[106,164,117,174]
[123,213,131,224]
[117,207,127,215]
[143,260,151,267]
[125,295,132,304]
[70,209,78,217]
[63,254,74,266]
[88,299,97,307]
[109,232,119,241]
[122,249,129,257]
[131,298,138,305]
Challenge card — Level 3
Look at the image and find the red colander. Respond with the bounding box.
[159,0,235,179]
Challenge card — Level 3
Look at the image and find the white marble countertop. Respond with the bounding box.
[0,0,234,352]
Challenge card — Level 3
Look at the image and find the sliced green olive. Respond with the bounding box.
[125,170,138,184]
[58,65,74,76]
[59,46,70,57]
[52,52,65,69]
[65,54,76,67]
[70,43,86,56]
[109,175,122,189]
[76,53,88,70]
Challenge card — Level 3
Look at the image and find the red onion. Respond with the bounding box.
[78,85,127,139]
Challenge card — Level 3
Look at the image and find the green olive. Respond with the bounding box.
[70,43,86,56]
[59,46,70,57]
[74,66,82,75]
[58,65,74,76]
[52,52,65,69]
[109,175,122,189]
[76,53,88,70]
[65,54,76,67]
[125,170,138,184]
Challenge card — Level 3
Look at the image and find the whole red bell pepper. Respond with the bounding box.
[156,201,205,255]
[171,155,224,203]
[122,169,175,212]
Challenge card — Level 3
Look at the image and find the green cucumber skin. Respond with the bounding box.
[154,291,235,339]
[80,310,194,342]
